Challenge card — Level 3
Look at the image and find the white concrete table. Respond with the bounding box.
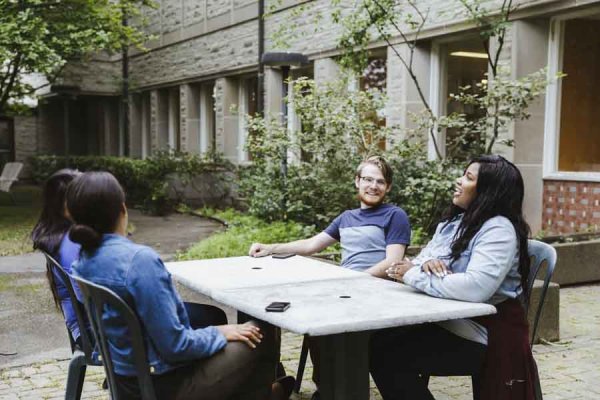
[167,256,496,400]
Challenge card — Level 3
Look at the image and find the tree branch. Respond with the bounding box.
[0,54,23,115]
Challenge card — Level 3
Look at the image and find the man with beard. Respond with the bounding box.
[248,155,411,399]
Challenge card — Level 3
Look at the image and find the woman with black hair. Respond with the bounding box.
[31,169,83,344]
[374,155,538,400]
[66,171,286,400]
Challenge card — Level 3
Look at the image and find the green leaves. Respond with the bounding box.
[0,0,150,114]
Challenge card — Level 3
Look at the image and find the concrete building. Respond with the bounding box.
[4,0,600,235]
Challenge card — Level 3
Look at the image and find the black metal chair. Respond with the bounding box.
[73,275,157,400]
[44,253,101,400]
[524,239,558,346]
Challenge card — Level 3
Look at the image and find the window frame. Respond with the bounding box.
[543,7,600,182]
[428,33,489,160]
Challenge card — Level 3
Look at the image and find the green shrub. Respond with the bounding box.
[30,151,234,215]
[241,77,461,240]
[178,208,318,260]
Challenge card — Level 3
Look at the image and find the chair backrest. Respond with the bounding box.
[526,239,558,346]
[73,275,157,400]
[0,162,23,192]
[44,253,96,360]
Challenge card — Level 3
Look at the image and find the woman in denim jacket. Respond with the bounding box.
[67,171,285,400]
[374,155,539,400]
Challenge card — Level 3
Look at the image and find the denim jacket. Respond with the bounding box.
[403,215,523,344]
[404,215,522,305]
[72,234,226,376]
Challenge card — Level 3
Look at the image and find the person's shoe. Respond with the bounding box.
[311,390,321,400]
[270,375,295,400]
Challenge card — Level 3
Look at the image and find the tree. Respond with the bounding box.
[0,0,151,116]
[332,0,557,160]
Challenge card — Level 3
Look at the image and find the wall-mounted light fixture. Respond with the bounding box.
[450,51,488,59]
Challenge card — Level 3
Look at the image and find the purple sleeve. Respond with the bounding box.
[385,208,411,245]
[59,234,81,274]
[323,213,343,241]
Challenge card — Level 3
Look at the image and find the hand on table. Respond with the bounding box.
[422,259,452,278]
[386,258,414,282]
[217,323,263,349]
[248,243,272,258]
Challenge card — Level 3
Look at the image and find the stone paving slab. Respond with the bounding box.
[1,284,598,399]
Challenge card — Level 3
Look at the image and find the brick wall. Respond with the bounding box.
[542,180,600,234]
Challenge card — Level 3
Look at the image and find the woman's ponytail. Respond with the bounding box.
[69,224,103,253]
[66,172,126,253]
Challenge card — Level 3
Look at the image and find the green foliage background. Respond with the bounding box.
[30,151,233,215]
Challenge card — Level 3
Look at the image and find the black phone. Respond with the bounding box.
[265,302,291,312]
[272,253,295,259]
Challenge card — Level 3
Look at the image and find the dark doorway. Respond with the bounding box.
[0,118,15,169]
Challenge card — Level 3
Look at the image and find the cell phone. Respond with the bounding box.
[272,253,295,259]
[265,302,291,312]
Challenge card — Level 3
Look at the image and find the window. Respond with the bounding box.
[360,57,387,150]
[544,12,600,178]
[557,19,600,172]
[431,37,488,161]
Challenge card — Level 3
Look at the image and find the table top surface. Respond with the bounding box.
[166,256,496,336]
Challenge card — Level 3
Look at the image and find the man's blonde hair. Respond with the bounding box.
[356,155,393,185]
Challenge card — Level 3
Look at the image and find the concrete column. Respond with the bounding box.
[129,94,142,158]
[511,19,550,234]
[214,77,240,162]
[314,58,340,85]
[140,94,150,157]
[199,83,215,154]
[150,90,160,152]
[168,87,180,150]
[180,84,201,153]
[264,67,283,121]
[386,43,431,148]
[151,89,169,150]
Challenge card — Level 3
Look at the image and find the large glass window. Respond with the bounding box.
[444,38,488,161]
[557,18,600,172]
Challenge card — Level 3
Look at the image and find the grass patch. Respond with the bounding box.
[177,208,321,260]
[0,185,42,256]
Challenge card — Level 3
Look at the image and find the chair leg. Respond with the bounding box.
[471,375,481,400]
[294,336,309,393]
[65,350,87,400]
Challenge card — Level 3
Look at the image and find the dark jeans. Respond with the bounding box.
[370,323,487,400]
[115,303,279,400]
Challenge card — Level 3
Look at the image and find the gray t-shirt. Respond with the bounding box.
[324,203,411,272]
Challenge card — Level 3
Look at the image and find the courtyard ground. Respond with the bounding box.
[0,208,598,399]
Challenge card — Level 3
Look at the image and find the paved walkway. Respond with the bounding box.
[1,281,599,399]
[0,210,222,369]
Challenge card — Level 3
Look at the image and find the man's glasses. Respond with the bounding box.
[359,176,387,187]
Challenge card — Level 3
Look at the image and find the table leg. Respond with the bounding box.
[316,331,371,400]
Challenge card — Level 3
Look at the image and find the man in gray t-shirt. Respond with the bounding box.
[248,156,411,399]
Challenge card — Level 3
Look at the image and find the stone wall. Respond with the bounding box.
[13,116,38,179]
[58,59,121,94]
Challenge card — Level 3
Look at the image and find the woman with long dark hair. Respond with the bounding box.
[31,168,83,343]
[66,171,286,400]
[374,155,538,400]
